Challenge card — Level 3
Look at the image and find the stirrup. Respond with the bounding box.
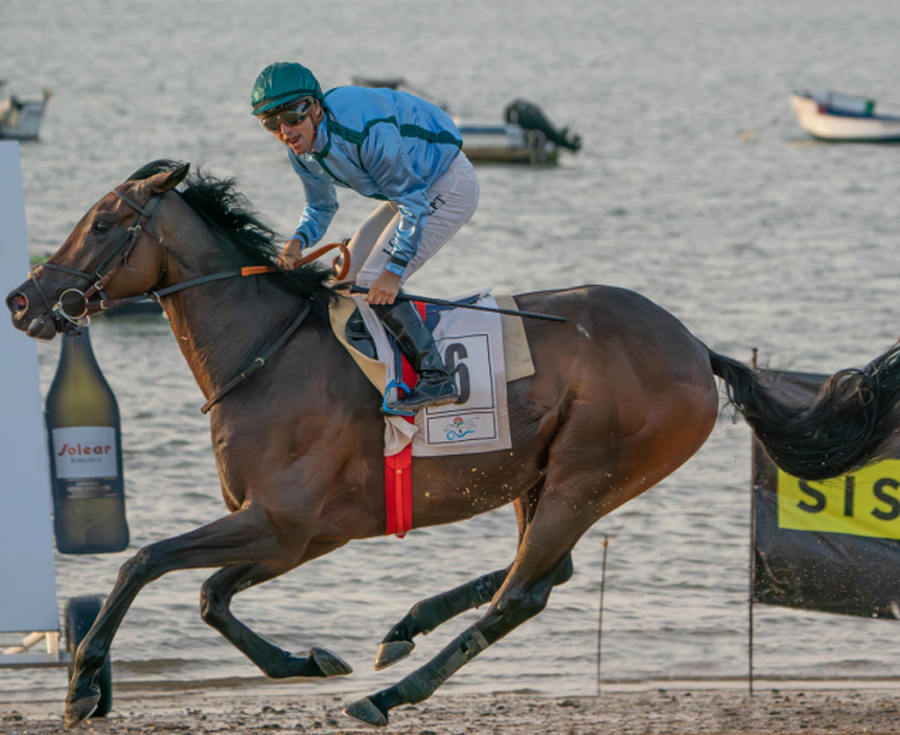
[381,376,417,417]
[381,346,416,417]
[384,378,459,413]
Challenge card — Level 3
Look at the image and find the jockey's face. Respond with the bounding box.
[261,99,320,156]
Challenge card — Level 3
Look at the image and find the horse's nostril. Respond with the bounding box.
[8,292,28,313]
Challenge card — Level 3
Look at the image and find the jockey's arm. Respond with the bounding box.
[289,161,339,250]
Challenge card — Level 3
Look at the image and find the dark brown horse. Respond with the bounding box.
[8,160,900,729]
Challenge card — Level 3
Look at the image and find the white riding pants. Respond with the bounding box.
[339,153,480,287]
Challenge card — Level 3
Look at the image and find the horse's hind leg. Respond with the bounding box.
[373,550,575,670]
[375,567,509,669]
[200,563,351,678]
[347,356,720,725]
[345,474,594,728]
[373,486,574,671]
[345,435,689,727]
[345,539,576,727]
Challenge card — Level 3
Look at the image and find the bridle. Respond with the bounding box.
[25,186,351,413]
[28,187,351,332]
[27,188,187,329]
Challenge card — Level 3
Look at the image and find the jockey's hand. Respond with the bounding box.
[365,271,402,305]
[278,238,305,269]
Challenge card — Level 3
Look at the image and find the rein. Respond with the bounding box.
[99,239,350,312]
[28,187,351,413]
[200,301,311,414]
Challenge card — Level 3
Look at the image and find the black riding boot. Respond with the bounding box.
[373,300,460,412]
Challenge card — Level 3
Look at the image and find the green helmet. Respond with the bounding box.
[250,62,323,117]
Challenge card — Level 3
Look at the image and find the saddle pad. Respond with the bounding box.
[329,289,536,457]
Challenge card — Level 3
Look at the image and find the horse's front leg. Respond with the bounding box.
[200,558,351,678]
[65,504,310,728]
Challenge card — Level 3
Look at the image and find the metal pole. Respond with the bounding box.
[749,545,755,697]
[597,535,610,696]
[748,347,758,697]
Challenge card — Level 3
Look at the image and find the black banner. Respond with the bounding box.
[752,371,900,618]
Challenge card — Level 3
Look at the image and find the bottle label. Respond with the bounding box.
[61,478,119,500]
[52,426,118,480]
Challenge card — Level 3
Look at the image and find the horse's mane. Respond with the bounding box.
[129,160,335,321]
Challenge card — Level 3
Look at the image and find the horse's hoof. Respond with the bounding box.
[343,696,388,727]
[374,640,415,670]
[309,647,352,677]
[64,695,99,729]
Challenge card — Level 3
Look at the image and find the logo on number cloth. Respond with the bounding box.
[444,416,477,441]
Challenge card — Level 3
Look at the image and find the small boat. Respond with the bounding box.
[0,81,51,141]
[351,77,581,165]
[458,99,581,165]
[790,89,900,142]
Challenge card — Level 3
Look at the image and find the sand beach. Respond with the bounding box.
[2,683,900,735]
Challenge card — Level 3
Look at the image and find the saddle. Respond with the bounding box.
[330,290,535,457]
[345,307,377,360]
[345,293,486,360]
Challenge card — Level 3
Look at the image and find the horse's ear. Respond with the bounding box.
[145,162,190,195]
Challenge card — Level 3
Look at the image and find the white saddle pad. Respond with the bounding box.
[352,287,513,457]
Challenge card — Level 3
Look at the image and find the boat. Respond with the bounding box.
[0,81,51,141]
[351,77,581,165]
[790,89,900,142]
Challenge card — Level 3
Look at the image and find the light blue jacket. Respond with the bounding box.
[288,86,463,277]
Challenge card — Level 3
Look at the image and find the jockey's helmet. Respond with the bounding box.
[251,62,323,117]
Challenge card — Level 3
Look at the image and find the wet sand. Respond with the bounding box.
[2,684,899,735]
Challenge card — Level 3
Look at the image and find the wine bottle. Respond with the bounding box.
[45,326,129,554]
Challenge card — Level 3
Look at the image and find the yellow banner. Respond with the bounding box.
[778,460,900,540]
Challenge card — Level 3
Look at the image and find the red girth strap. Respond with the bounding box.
[384,301,426,537]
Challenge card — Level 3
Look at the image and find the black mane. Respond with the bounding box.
[129,160,336,320]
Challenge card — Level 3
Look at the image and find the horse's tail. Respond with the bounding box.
[707,344,900,480]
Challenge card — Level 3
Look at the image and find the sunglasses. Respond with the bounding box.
[261,98,315,132]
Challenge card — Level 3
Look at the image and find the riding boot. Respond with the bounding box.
[372,300,460,412]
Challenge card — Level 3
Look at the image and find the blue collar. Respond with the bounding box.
[311,113,329,157]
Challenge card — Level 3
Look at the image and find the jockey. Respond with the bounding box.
[251,62,479,413]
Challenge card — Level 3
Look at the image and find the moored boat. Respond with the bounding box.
[352,77,581,165]
[0,82,51,141]
[790,89,900,142]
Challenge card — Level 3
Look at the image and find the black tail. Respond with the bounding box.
[708,345,900,480]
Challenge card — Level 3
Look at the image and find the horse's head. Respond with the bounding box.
[5,162,190,340]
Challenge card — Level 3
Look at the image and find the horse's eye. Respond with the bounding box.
[93,220,110,233]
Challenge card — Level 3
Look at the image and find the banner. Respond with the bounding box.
[752,370,900,618]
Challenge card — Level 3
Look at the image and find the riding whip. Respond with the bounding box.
[343,285,567,323]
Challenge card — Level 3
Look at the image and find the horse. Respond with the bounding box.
[8,160,900,729]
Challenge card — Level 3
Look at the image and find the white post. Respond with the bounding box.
[0,141,60,635]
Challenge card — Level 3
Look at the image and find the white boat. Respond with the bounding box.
[0,82,51,141]
[351,77,581,165]
[790,89,900,142]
